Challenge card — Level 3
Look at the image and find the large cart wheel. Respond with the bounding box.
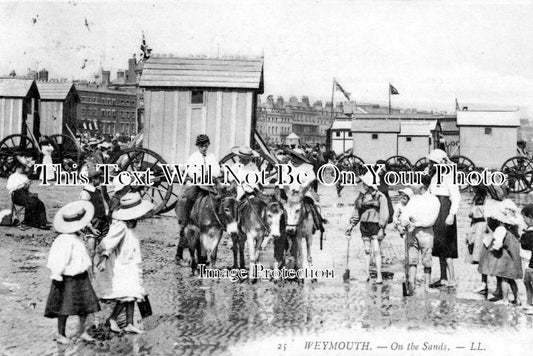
[413,157,430,172]
[501,156,533,193]
[449,155,476,191]
[0,134,40,177]
[49,134,84,172]
[385,155,412,172]
[108,147,176,217]
[337,154,366,176]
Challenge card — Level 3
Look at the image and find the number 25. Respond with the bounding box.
[277,343,286,351]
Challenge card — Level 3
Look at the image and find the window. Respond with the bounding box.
[348,132,353,138]
[406,137,412,142]
[485,127,492,135]
[335,131,341,137]
[81,108,86,115]
[372,134,378,140]
[191,90,204,104]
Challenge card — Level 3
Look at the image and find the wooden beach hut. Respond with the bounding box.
[330,119,353,155]
[0,78,40,140]
[37,82,79,137]
[351,119,400,163]
[285,132,300,148]
[398,121,441,163]
[139,56,264,163]
[456,110,520,169]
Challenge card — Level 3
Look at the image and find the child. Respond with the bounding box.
[486,200,523,305]
[80,167,110,261]
[520,204,533,313]
[393,188,413,237]
[96,192,154,334]
[350,171,389,283]
[44,201,100,344]
[399,179,440,294]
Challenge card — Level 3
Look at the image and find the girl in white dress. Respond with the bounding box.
[96,192,154,334]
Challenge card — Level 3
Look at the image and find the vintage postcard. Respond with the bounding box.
[0,0,532,355]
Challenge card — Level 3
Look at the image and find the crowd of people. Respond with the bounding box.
[5,133,533,344]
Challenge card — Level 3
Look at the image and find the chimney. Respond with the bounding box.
[117,71,125,79]
[129,57,137,71]
[336,102,344,111]
[267,95,274,106]
[302,96,310,107]
[102,70,110,85]
[38,69,49,81]
[277,96,284,108]
[289,96,298,103]
[313,101,323,109]
[9,70,16,78]
[325,101,333,109]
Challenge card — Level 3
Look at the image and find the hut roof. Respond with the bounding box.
[139,56,264,91]
[37,82,77,100]
[331,119,352,130]
[286,132,299,139]
[0,78,38,98]
[457,110,520,127]
[399,121,438,136]
[352,119,400,133]
[439,120,458,132]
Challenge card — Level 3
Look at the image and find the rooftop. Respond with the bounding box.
[399,121,438,136]
[74,83,136,96]
[140,56,264,91]
[457,110,520,127]
[36,82,77,100]
[352,119,401,133]
[0,78,38,98]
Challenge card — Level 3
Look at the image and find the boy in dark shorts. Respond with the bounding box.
[350,172,389,283]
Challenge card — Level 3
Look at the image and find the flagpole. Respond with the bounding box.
[331,77,335,123]
[388,83,391,116]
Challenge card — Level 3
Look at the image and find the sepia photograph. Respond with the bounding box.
[1,0,533,355]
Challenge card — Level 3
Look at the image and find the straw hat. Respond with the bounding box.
[112,192,154,220]
[285,148,311,164]
[231,146,259,158]
[112,173,132,193]
[427,149,448,163]
[399,187,414,198]
[98,141,113,150]
[53,201,94,234]
[360,171,379,188]
[88,137,103,146]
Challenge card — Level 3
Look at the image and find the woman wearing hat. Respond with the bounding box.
[349,171,390,283]
[426,149,461,289]
[96,192,154,334]
[228,146,260,200]
[44,201,100,344]
[6,160,50,229]
[39,137,55,181]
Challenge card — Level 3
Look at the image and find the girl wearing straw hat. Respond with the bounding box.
[96,192,154,334]
[44,201,100,344]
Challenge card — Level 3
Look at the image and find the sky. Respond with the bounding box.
[1,0,533,116]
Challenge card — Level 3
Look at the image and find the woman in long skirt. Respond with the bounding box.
[96,192,154,334]
[7,160,50,229]
[426,149,461,288]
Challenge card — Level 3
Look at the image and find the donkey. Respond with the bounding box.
[186,190,238,275]
[284,188,316,276]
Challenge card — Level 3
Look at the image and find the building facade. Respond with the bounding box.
[74,83,138,136]
[256,95,339,146]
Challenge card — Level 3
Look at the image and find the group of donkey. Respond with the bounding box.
[177,185,318,281]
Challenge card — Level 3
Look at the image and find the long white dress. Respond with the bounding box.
[96,220,146,301]
[40,143,55,181]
